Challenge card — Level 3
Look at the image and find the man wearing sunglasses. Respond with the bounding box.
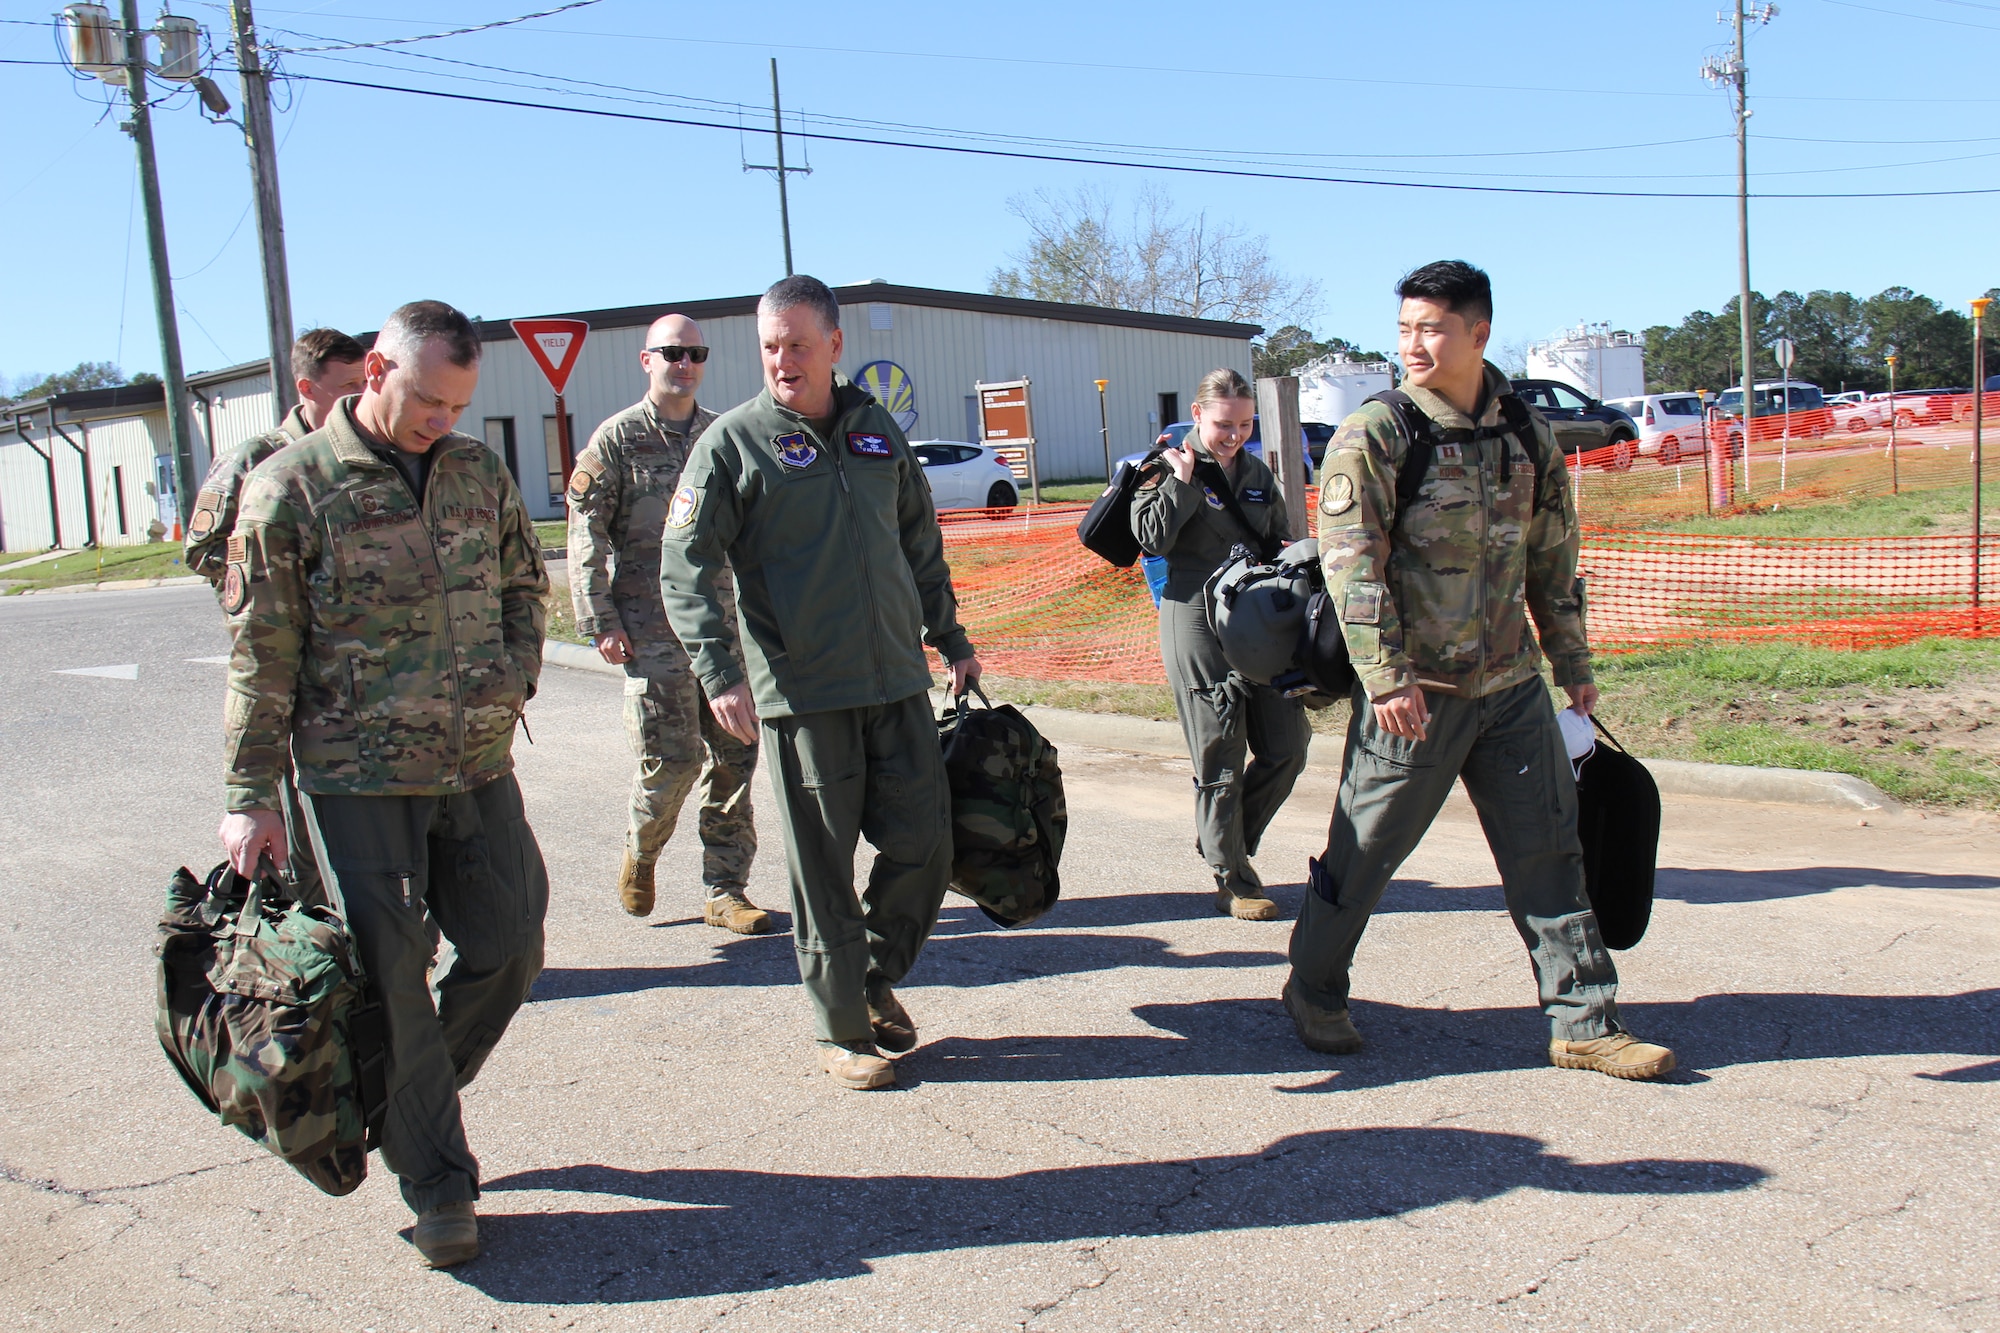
[567,313,766,934]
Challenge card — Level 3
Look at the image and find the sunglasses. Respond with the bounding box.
[647,344,710,364]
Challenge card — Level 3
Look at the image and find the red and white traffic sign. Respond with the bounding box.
[510,318,590,395]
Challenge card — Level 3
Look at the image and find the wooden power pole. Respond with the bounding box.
[230,0,296,420]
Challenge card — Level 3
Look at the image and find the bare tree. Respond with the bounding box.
[991,185,1318,329]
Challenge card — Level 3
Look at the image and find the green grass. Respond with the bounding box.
[534,520,566,550]
[1658,482,2000,538]
[1027,480,1113,504]
[0,542,193,593]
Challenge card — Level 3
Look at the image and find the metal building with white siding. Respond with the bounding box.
[0,282,1258,545]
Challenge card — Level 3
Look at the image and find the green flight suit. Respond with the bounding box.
[658,376,972,1042]
[1131,444,1310,902]
[1288,363,1620,1039]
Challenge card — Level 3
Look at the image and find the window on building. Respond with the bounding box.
[1158,392,1180,427]
[111,465,128,535]
[484,417,518,481]
[964,394,980,444]
[869,302,893,331]
[543,414,574,506]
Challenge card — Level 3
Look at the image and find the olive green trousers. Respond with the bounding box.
[763,693,952,1044]
[303,773,548,1214]
[1285,675,1621,1040]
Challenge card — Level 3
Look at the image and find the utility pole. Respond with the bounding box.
[742,58,810,276]
[231,0,296,421]
[1704,2,1775,499]
[121,0,198,527]
[1973,298,1989,615]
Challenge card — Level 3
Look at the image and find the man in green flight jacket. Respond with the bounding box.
[658,275,981,1091]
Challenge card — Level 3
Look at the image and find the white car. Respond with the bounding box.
[1605,392,1706,463]
[1827,391,1887,433]
[910,440,1019,510]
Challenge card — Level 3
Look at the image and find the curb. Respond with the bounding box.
[17,574,206,595]
[537,644,1899,814]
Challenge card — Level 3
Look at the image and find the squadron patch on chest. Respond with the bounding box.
[1320,473,1356,516]
[773,432,818,469]
[667,484,699,528]
[1201,485,1225,510]
[847,432,892,458]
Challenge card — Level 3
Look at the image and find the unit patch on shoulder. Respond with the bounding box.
[773,432,818,469]
[567,467,597,500]
[1320,473,1356,516]
[667,484,699,528]
[221,564,249,614]
[1201,485,1225,511]
[187,507,217,541]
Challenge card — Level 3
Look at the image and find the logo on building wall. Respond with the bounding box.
[854,360,918,433]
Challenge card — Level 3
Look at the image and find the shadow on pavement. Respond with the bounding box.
[894,989,1999,1088]
[1267,866,2000,916]
[461,1127,1766,1303]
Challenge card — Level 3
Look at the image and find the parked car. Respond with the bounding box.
[1604,392,1706,463]
[1509,379,1641,469]
[1118,416,1317,483]
[910,440,1018,510]
[1826,391,1887,433]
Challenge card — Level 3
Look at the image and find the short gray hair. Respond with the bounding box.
[758,274,840,333]
[375,300,482,368]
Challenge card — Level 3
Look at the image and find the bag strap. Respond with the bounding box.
[1589,712,1628,753]
[1368,388,1549,519]
[1194,457,1283,562]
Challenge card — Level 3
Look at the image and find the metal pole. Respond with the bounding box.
[1973,299,1989,614]
[121,0,198,528]
[1887,355,1900,495]
[1095,378,1111,482]
[231,0,296,422]
[1734,0,1756,500]
[770,58,793,277]
[554,391,575,505]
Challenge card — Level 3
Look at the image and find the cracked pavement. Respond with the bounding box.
[3,585,1997,1330]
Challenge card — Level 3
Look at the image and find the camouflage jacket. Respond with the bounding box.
[566,398,736,665]
[1316,362,1590,701]
[220,397,549,812]
[658,378,973,718]
[186,403,313,588]
[1130,443,1292,603]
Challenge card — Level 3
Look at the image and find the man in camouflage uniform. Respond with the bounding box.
[568,313,765,933]
[186,329,366,904]
[1283,261,1676,1082]
[217,301,550,1267]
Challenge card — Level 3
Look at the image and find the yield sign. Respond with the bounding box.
[510,318,590,395]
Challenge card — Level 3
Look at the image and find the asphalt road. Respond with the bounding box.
[2,585,1996,1331]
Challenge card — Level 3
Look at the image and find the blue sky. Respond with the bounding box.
[3,0,1997,385]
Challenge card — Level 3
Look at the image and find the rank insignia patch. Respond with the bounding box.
[774,432,818,469]
[847,432,892,457]
[667,484,698,528]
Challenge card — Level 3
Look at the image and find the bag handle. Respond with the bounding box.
[1589,712,1628,754]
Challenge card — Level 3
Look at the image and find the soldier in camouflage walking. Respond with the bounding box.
[216,300,550,1267]
[185,328,366,903]
[568,313,766,933]
[1283,261,1675,1081]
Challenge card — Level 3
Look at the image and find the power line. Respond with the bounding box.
[1820,0,2000,29]
[279,71,2000,199]
[259,0,603,54]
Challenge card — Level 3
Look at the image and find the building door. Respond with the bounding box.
[964,395,980,445]
[1158,392,1179,432]
[484,417,518,481]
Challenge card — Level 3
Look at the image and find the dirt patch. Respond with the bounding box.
[1661,678,2000,762]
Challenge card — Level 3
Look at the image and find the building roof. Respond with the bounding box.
[465,282,1264,343]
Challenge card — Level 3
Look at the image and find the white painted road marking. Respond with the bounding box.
[185,655,230,665]
[55,664,139,680]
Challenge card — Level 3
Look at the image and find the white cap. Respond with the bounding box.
[1557,707,1597,762]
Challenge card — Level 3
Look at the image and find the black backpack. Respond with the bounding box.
[1298,389,1546,696]
[1077,451,1280,568]
[1573,717,1659,950]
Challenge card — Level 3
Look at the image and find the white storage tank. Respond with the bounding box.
[1296,353,1394,426]
[1527,323,1645,401]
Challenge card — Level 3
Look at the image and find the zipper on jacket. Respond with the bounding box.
[381,452,469,785]
[814,407,889,701]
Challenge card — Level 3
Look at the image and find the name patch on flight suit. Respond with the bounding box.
[847,432,892,457]
[774,432,818,469]
[1240,487,1270,504]
[667,485,698,528]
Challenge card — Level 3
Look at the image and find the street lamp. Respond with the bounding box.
[1094,379,1111,483]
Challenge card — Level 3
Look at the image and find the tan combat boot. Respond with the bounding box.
[817,1040,896,1090]
[867,986,918,1055]
[1282,980,1364,1054]
[704,892,771,935]
[618,852,655,917]
[1216,889,1281,921]
[411,1201,479,1268]
[1550,1032,1677,1081]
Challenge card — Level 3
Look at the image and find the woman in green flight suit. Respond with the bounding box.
[1131,368,1311,920]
